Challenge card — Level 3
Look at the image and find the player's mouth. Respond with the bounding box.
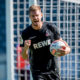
[33,20,39,23]
[33,20,39,25]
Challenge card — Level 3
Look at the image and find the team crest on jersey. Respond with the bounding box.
[45,30,50,36]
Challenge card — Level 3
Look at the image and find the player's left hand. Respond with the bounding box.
[56,46,70,57]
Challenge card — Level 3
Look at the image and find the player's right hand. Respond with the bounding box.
[21,40,31,60]
[24,40,31,49]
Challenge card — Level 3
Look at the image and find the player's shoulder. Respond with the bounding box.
[44,22,57,28]
[43,22,57,32]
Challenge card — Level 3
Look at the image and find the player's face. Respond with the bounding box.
[29,10,43,27]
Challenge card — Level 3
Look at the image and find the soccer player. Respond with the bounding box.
[21,5,70,80]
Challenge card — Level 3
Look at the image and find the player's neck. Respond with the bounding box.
[32,22,43,30]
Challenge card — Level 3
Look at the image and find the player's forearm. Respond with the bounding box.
[21,40,31,59]
[21,46,29,60]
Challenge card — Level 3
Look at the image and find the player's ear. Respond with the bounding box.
[40,11,43,20]
[41,12,43,17]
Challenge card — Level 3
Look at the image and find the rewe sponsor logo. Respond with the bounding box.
[33,39,51,49]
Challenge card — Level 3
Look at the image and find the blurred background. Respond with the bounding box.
[0,0,80,80]
[0,0,6,80]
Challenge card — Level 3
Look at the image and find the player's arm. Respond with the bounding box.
[21,40,31,59]
[51,24,70,56]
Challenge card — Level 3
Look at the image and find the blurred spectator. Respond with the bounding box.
[16,45,30,80]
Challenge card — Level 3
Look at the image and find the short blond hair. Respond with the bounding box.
[29,5,41,13]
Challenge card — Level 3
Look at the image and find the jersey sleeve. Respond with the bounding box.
[20,28,29,47]
[20,31,25,47]
[21,30,27,41]
[48,23,60,40]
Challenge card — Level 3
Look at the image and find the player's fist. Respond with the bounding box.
[24,40,31,48]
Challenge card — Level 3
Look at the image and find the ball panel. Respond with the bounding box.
[51,49,56,55]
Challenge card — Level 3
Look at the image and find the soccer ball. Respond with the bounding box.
[50,40,66,56]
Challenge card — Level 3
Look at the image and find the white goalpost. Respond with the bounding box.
[6,0,14,80]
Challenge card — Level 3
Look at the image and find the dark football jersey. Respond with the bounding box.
[21,22,60,72]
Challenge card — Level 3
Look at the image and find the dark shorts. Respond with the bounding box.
[32,70,60,80]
